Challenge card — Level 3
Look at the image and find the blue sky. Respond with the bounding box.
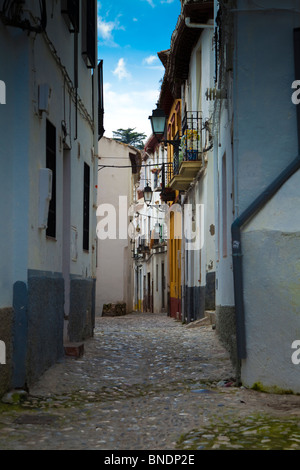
[97,0,181,140]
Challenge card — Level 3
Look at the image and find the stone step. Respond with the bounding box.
[64,342,84,358]
[186,310,216,328]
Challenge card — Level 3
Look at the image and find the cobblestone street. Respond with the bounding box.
[1,312,300,451]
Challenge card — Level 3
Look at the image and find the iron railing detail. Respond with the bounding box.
[181,111,203,163]
[159,111,211,196]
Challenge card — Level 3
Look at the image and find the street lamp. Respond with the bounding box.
[149,103,167,137]
[143,183,153,207]
[149,103,180,150]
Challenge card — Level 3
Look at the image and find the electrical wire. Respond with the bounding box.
[98,162,170,171]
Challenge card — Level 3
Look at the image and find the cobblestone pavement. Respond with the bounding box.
[1,312,300,451]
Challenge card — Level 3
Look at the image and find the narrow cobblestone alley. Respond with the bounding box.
[1,313,300,451]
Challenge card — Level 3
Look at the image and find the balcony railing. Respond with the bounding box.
[137,237,150,253]
[181,111,203,164]
[159,111,212,195]
[162,161,173,188]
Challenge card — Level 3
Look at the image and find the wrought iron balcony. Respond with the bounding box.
[181,111,203,162]
[169,111,208,191]
[160,161,176,202]
[137,237,150,253]
[158,111,212,195]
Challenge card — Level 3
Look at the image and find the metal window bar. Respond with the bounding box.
[172,131,180,176]
[161,161,173,189]
[173,151,180,176]
[181,111,203,162]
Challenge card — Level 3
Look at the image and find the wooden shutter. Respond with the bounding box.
[46,120,56,238]
[61,0,79,33]
[83,163,90,251]
[98,60,105,140]
[82,0,96,69]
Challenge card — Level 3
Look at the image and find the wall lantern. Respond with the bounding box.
[149,103,167,137]
[143,184,153,207]
[149,103,180,150]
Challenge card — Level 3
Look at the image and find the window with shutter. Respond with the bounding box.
[61,0,79,33]
[83,162,90,251]
[46,120,56,239]
[82,0,96,69]
[98,60,105,140]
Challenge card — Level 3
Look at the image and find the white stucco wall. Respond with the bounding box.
[233,0,300,392]
[26,2,97,279]
[242,169,300,393]
[234,0,299,213]
[96,137,134,315]
[0,0,97,302]
[183,26,216,293]
[214,102,235,308]
[0,25,30,307]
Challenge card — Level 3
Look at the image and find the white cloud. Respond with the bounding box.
[103,83,160,138]
[143,55,164,72]
[113,58,131,80]
[142,0,175,5]
[144,0,155,7]
[143,55,158,65]
[98,15,124,47]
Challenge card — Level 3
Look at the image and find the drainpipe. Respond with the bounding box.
[185,17,214,29]
[232,156,300,360]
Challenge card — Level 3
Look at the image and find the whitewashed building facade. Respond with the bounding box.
[0,0,99,394]
[96,137,142,316]
[133,136,168,314]
[214,0,300,393]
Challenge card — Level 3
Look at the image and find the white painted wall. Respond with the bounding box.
[215,104,235,308]
[96,137,135,315]
[134,147,168,313]
[26,2,97,279]
[242,170,300,392]
[0,26,30,307]
[232,0,300,392]
[0,0,97,306]
[182,25,216,297]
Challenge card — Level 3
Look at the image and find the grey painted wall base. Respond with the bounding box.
[12,281,28,389]
[0,308,13,396]
[184,286,206,323]
[216,305,240,379]
[205,272,216,311]
[26,276,65,387]
[183,272,216,323]
[68,278,95,342]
